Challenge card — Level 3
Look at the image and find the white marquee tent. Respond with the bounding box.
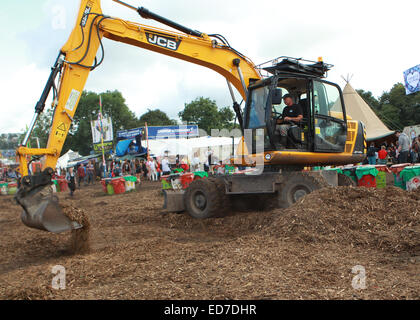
[56,149,81,169]
[147,136,241,163]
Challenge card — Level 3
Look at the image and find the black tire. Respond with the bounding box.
[209,177,230,217]
[337,173,357,187]
[184,178,228,219]
[278,173,327,208]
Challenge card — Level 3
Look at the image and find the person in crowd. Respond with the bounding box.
[161,156,171,176]
[411,135,420,163]
[388,145,397,164]
[112,162,121,177]
[366,143,377,165]
[87,161,95,185]
[377,145,388,165]
[146,157,157,181]
[77,164,86,187]
[135,159,142,181]
[141,159,148,179]
[417,135,420,163]
[130,159,136,176]
[99,162,104,179]
[205,147,213,173]
[180,157,189,172]
[191,152,200,172]
[215,160,225,175]
[175,154,180,168]
[66,167,76,197]
[122,160,131,175]
[396,131,410,163]
[155,158,162,180]
[1,167,6,181]
[7,168,17,180]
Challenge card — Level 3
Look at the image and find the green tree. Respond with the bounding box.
[29,108,53,148]
[374,83,420,130]
[139,109,177,126]
[63,90,141,155]
[178,97,236,135]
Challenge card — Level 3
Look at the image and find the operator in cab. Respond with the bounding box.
[275,94,303,147]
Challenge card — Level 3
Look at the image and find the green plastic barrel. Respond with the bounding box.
[193,171,209,178]
[7,183,17,195]
[161,178,172,190]
[342,168,357,183]
[376,171,387,189]
[107,183,115,195]
[52,180,60,192]
[0,183,8,195]
[400,166,420,190]
[392,173,405,190]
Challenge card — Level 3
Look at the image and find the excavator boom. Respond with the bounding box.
[15,0,261,232]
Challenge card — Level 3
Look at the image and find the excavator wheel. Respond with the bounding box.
[277,173,328,209]
[337,173,357,187]
[184,178,229,219]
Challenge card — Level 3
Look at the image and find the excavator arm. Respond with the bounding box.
[15,0,261,233]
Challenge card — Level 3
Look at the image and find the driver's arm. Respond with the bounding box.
[284,114,303,122]
[283,104,303,123]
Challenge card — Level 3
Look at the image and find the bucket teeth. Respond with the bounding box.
[18,185,82,233]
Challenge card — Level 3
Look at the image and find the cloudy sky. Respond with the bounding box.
[1,0,418,134]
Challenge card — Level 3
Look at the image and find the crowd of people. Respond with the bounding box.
[366,132,420,165]
[0,166,19,182]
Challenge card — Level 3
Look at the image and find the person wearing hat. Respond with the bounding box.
[275,94,303,147]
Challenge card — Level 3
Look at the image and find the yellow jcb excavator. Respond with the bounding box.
[15,0,366,233]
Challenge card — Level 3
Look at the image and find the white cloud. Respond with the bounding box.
[0,64,50,133]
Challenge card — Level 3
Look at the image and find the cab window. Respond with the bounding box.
[313,81,344,119]
[247,86,269,129]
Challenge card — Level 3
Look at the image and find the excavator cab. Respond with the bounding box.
[243,57,351,163]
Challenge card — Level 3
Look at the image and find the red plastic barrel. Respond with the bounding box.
[357,175,376,188]
[111,178,126,194]
[100,179,107,193]
[180,172,195,189]
[57,179,68,192]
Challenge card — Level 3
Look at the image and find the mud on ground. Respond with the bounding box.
[0,181,418,300]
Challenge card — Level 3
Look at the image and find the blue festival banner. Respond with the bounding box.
[117,125,199,140]
[403,64,420,95]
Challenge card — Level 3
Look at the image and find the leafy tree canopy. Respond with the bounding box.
[138,109,177,127]
[63,90,141,155]
[178,97,236,135]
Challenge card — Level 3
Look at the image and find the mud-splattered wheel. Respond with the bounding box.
[278,173,327,208]
[184,178,228,219]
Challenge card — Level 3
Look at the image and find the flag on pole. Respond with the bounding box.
[99,95,107,177]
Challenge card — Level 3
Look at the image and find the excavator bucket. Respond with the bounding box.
[16,184,82,233]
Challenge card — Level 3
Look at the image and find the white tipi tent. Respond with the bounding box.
[342,82,395,141]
